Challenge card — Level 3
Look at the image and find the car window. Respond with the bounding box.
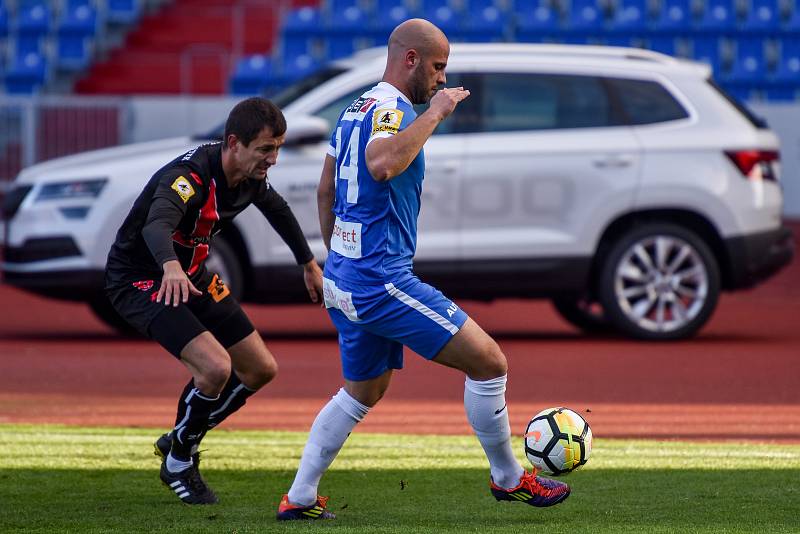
[411,73,464,135]
[463,73,618,133]
[605,77,689,125]
[313,86,375,127]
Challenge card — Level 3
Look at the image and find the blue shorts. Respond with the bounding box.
[322,274,469,381]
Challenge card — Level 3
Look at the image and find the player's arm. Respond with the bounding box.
[317,154,337,251]
[142,172,203,306]
[254,188,323,303]
[365,87,469,182]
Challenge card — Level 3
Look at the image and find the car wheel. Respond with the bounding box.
[551,296,613,334]
[88,294,139,336]
[598,223,720,340]
[206,236,244,301]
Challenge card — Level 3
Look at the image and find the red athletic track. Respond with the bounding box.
[1,224,798,442]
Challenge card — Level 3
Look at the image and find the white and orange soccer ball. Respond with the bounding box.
[524,407,593,476]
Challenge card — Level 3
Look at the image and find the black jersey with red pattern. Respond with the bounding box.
[105,142,312,288]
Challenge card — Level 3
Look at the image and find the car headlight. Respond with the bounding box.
[35,178,107,202]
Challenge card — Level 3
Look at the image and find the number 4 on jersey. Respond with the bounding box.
[335,126,360,204]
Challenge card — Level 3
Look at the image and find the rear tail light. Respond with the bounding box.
[725,150,779,181]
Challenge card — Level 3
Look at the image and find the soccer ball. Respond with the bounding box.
[524,407,592,476]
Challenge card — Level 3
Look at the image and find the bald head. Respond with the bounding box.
[383,19,450,104]
[388,18,449,61]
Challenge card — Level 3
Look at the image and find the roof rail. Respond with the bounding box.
[448,43,678,64]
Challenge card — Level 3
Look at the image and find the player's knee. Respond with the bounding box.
[474,344,508,380]
[242,358,278,390]
[196,359,231,396]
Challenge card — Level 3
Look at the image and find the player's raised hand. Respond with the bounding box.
[157,260,202,306]
[428,87,470,121]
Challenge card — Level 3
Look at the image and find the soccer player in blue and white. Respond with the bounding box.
[277,19,570,520]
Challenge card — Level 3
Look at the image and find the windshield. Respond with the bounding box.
[196,66,348,140]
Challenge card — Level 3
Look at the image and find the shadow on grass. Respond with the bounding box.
[1,468,798,533]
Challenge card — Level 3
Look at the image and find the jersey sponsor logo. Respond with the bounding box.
[207,273,230,302]
[372,108,404,136]
[330,217,362,259]
[347,97,376,114]
[171,176,196,203]
[132,280,154,291]
[322,277,360,322]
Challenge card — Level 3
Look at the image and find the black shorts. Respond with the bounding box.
[105,270,255,358]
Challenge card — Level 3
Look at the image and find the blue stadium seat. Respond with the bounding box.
[4,51,48,94]
[692,36,723,75]
[107,0,142,25]
[516,4,560,41]
[774,38,800,82]
[648,36,677,55]
[327,0,360,12]
[605,35,639,47]
[456,6,508,42]
[284,7,322,34]
[425,5,462,33]
[721,84,751,101]
[611,0,649,31]
[0,5,8,38]
[282,34,312,58]
[422,0,455,12]
[326,35,357,59]
[326,5,368,32]
[282,53,321,82]
[785,5,800,32]
[697,0,736,31]
[469,0,501,11]
[727,38,767,81]
[742,0,780,31]
[654,0,693,31]
[230,55,273,95]
[56,3,98,70]
[14,34,44,57]
[765,87,797,100]
[370,4,414,34]
[567,0,605,31]
[17,2,51,38]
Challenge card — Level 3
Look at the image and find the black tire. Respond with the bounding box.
[551,296,613,334]
[597,223,720,340]
[206,236,244,301]
[88,294,140,336]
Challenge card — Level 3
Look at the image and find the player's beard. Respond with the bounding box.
[409,67,432,105]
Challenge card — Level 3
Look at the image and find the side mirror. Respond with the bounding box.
[283,115,330,147]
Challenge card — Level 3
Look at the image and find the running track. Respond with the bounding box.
[1,225,798,442]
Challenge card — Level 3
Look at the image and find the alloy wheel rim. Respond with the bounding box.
[613,235,708,333]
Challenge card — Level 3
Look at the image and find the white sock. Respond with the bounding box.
[287,388,370,506]
[166,452,192,473]
[464,375,525,490]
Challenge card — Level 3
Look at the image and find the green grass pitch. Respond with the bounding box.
[1,424,799,533]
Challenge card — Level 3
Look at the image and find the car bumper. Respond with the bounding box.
[2,268,104,301]
[723,225,794,289]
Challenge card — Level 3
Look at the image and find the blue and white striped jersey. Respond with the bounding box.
[324,81,425,285]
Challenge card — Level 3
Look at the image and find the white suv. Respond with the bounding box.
[2,44,793,339]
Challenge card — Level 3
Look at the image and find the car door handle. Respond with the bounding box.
[592,155,634,169]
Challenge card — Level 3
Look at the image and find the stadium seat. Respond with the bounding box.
[456,6,508,42]
[774,38,800,82]
[692,36,724,75]
[284,7,322,34]
[17,2,51,38]
[764,87,797,100]
[0,4,8,39]
[14,34,44,58]
[3,51,48,94]
[282,53,321,82]
[425,5,462,33]
[611,0,650,31]
[229,54,273,95]
[567,0,605,31]
[654,0,693,32]
[721,84,751,101]
[107,0,142,25]
[648,36,677,55]
[515,4,560,41]
[326,35,357,59]
[327,0,361,12]
[697,0,737,31]
[727,38,767,82]
[422,0,456,12]
[784,4,800,32]
[56,3,98,71]
[326,5,368,32]
[370,4,414,34]
[469,0,501,11]
[742,0,780,31]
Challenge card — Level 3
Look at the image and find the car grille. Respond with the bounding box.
[4,236,82,263]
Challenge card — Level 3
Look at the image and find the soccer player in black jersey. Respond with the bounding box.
[105,97,323,504]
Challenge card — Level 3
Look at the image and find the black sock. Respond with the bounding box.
[172,379,195,430]
[170,388,218,461]
[207,372,257,429]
